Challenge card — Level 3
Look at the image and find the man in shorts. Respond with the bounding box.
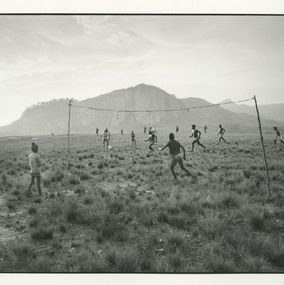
[217,124,227,145]
[145,130,157,151]
[190,125,206,152]
[102,128,111,148]
[27,142,42,196]
[273,127,284,145]
[159,133,193,180]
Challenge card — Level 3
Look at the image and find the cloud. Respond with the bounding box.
[1,15,284,126]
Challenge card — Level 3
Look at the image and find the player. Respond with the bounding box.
[96,127,99,136]
[102,128,111,148]
[204,125,208,134]
[190,125,206,152]
[144,126,147,134]
[145,130,157,151]
[159,133,194,180]
[131,131,136,147]
[27,142,42,196]
[176,125,179,133]
[217,124,227,145]
[273,127,284,145]
[121,129,123,135]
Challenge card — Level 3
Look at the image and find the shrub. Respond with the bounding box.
[64,199,100,225]
[108,200,124,215]
[69,176,80,185]
[250,212,265,231]
[84,196,94,205]
[28,206,37,215]
[80,172,92,181]
[207,255,237,272]
[31,227,53,241]
[268,249,284,268]
[96,219,128,243]
[220,195,240,209]
[116,250,139,272]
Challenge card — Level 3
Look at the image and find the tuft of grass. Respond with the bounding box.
[84,196,94,205]
[31,227,53,241]
[108,200,124,215]
[28,206,37,215]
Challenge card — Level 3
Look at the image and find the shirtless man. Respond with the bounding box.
[159,133,193,180]
[217,124,227,145]
[131,131,136,147]
[145,131,157,151]
[190,125,206,152]
[273,126,284,145]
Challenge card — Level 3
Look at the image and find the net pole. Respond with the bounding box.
[253,95,271,197]
[65,98,73,192]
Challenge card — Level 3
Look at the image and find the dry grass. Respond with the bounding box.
[0,133,283,272]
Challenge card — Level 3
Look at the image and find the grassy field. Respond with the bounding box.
[0,132,284,272]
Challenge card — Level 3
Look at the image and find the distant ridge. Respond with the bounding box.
[221,99,284,123]
[0,84,280,136]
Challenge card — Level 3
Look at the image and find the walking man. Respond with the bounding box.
[27,142,42,196]
[102,128,111,148]
[204,125,208,134]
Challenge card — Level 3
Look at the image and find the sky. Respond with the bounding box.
[0,15,284,126]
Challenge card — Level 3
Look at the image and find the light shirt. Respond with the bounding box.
[29,152,41,174]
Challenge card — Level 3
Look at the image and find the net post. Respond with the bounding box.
[253,95,271,198]
[65,98,73,192]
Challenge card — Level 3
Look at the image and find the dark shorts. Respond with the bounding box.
[171,154,183,167]
[31,173,41,177]
[193,138,200,143]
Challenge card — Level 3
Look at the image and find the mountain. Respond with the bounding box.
[0,84,280,136]
[221,99,284,123]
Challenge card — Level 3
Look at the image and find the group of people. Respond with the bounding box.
[95,124,230,152]
[26,125,284,196]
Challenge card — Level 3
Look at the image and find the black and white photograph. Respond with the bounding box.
[0,11,284,274]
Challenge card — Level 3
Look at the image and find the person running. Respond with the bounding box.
[176,125,179,133]
[159,133,194,180]
[152,126,158,143]
[27,142,42,196]
[131,131,136,147]
[217,124,227,145]
[145,130,157,151]
[190,125,206,152]
[273,127,284,145]
[121,129,123,135]
[102,128,111,148]
[204,125,208,134]
[96,127,99,136]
